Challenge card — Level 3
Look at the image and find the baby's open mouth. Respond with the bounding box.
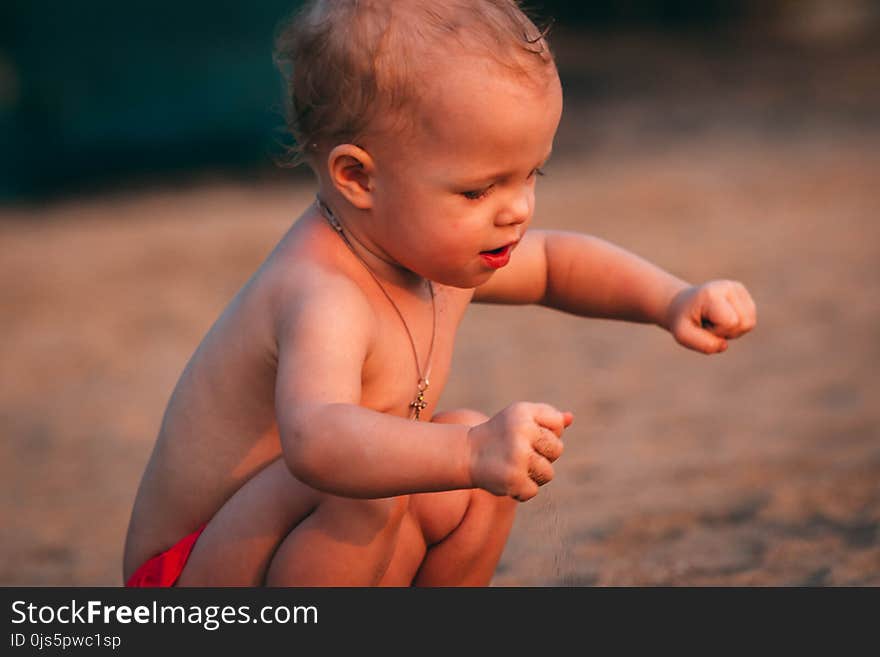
[479,243,513,269]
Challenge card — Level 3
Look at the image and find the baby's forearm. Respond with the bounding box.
[280,403,473,498]
[541,231,688,327]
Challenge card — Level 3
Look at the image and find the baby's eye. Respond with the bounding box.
[461,186,493,201]
[530,167,546,178]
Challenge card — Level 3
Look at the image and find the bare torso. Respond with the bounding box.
[123,209,475,579]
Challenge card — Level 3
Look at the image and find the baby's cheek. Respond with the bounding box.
[433,230,473,254]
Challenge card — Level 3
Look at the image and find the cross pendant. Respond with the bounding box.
[409,386,428,420]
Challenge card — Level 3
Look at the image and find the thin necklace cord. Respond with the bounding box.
[315,196,436,420]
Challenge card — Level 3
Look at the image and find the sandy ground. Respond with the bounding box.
[2,35,878,586]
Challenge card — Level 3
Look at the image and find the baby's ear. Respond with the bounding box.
[327,144,375,210]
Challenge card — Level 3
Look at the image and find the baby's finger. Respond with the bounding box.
[678,319,727,354]
[512,479,540,503]
[718,293,747,338]
[531,403,569,437]
[527,452,555,486]
[702,296,740,338]
[533,427,564,463]
[728,284,757,335]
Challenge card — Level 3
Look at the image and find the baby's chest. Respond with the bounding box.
[359,287,468,419]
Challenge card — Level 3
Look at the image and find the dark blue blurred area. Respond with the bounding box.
[0,0,837,201]
[1,0,304,200]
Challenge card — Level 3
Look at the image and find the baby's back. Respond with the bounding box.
[123,218,315,577]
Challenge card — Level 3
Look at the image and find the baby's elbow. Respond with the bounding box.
[279,412,326,486]
[282,443,314,485]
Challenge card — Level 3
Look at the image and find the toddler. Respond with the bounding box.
[124,0,756,586]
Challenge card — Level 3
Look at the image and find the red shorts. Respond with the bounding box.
[125,525,206,587]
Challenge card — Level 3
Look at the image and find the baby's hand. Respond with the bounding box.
[467,402,574,502]
[664,280,757,354]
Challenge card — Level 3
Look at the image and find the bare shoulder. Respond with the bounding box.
[259,214,377,343]
[261,215,379,409]
[274,249,372,320]
[274,266,377,357]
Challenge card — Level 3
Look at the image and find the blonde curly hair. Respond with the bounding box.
[274,0,554,167]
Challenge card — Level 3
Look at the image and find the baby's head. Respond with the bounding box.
[275,0,563,287]
[275,0,556,165]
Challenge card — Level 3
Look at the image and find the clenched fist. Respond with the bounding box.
[467,402,574,502]
[664,280,757,354]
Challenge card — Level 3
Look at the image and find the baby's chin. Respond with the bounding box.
[428,268,496,290]
[396,254,496,289]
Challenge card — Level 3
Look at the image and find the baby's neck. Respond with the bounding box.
[314,198,428,295]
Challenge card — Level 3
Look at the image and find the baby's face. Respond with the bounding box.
[365,55,563,288]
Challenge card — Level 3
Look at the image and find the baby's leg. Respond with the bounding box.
[264,494,409,586]
[177,457,410,586]
[179,410,514,586]
[380,409,519,586]
[176,458,322,586]
[264,409,516,586]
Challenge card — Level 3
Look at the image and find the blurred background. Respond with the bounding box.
[1,0,878,585]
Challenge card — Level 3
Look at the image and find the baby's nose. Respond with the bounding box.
[495,189,532,226]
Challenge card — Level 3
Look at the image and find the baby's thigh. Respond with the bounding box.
[410,408,490,543]
[177,458,322,586]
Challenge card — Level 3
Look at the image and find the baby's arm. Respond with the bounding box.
[274,276,569,500]
[474,230,756,353]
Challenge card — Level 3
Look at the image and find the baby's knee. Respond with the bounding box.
[431,408,488,427]
[462,489,518,530]
[476,488,517,516]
